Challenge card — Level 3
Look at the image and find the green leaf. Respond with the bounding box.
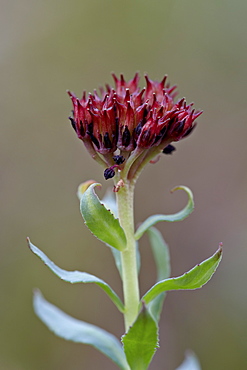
[135,186,194,240]
[176,351,201,370]
[33,290,130,370]
[122,305,159,370]
[147,227,171,281]
[142,246,222,305]
[101,188,118,218]
[101,190,124,277]
[147,227,171,322]
[80,183,127,251]
[28,238,124,313]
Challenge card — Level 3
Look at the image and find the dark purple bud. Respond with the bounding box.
[103,132,112,149]
[113,155,125,165]
[87,132,100,149]
[79,120,86,136]
[104,167,116,180]
[122,126,131,147]
[134,120,144,137]
[163,144,176,154]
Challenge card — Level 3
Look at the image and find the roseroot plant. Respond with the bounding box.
[28,73,222,369]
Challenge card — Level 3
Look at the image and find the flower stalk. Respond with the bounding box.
[115,178,140,330]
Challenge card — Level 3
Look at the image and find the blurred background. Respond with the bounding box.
[1,0,247,369]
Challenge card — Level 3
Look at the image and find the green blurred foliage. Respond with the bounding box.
[1,0,247,369]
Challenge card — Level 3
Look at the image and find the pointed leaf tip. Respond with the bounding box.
[80,183,127,251]
[142,246,222,305]
[77,180,98,200]
[28,239,124,312]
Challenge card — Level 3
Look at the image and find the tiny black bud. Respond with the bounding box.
[163,144,176,155]
[104,167,116,180]
[113,155,125,165]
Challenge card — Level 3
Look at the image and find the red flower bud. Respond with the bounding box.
[68,73,202,179]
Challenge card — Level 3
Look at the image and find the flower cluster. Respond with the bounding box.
[68,73,202,180]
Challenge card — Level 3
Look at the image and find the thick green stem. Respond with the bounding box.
[116,181,140,331]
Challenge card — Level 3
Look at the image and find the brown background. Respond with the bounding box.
[1,0,247,369]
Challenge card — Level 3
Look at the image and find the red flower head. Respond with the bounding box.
[68,74,202,181]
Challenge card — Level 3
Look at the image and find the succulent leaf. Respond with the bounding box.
[142,246,222,305]
[80,183,127,251]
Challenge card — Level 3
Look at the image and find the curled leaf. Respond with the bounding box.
[135,186,194,240]
[80,183,127,251]
[77,180,97,200]
[28,238,124,313]
[142,246,222,305]
[33,290,130,370]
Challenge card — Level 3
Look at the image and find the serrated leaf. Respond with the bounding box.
[28,238,124,313]
[176,351,201,370]
[80,183,127,251]
[147,227,170,322]
[122,305,159,370]
[33,290,130,370]
[135,186,194,240]
[101,188,118,218]
[142,246,222,305]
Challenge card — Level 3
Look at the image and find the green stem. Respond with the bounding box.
[115,180,140,331]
